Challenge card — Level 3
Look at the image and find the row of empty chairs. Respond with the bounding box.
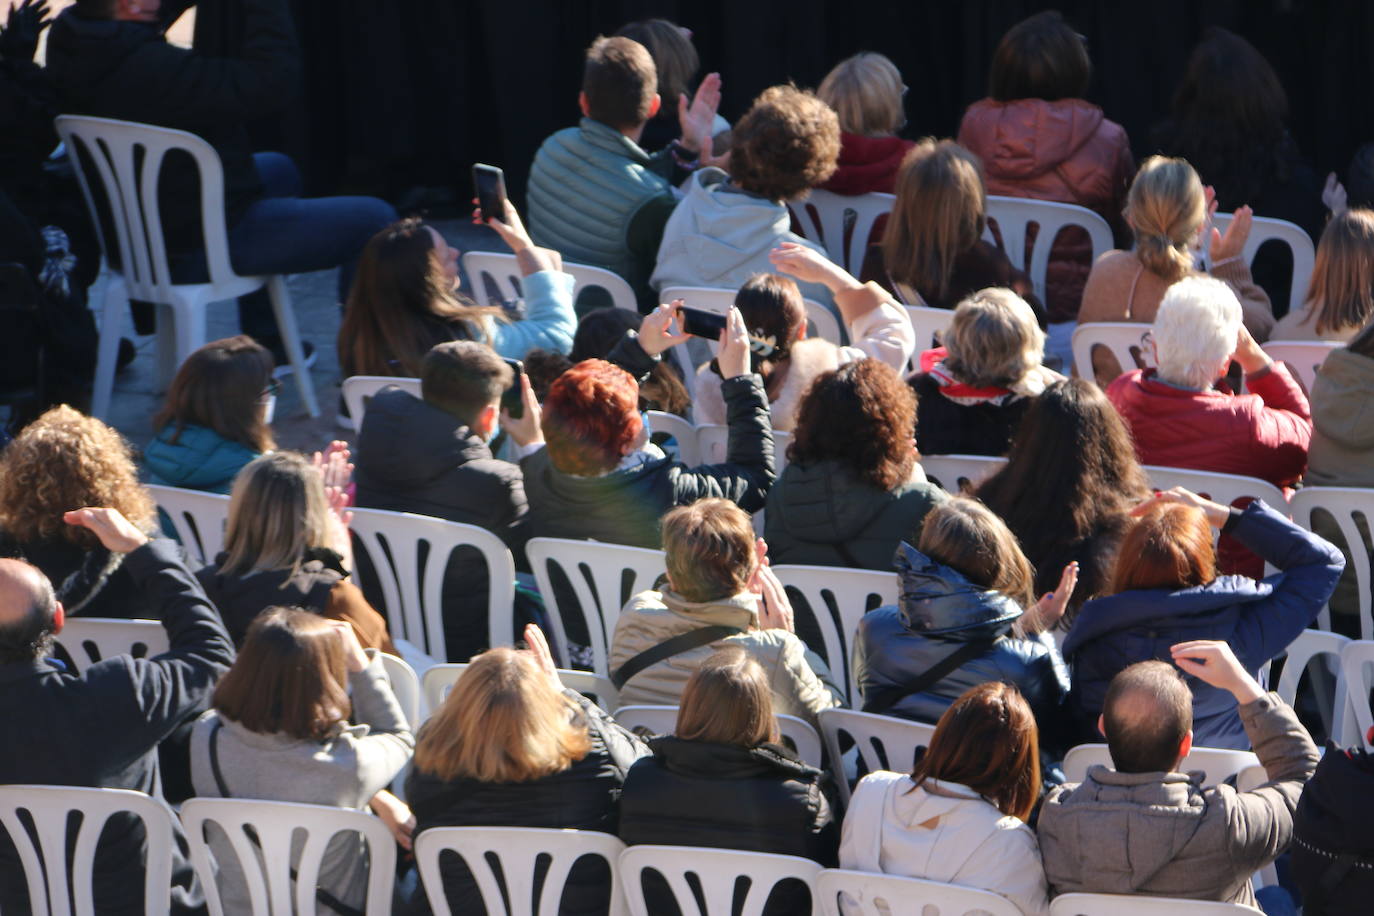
[0,783,1262,915]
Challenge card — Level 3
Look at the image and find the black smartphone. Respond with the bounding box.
[679,305,727,339]
[473,163,507,223]
[502,358,524,419]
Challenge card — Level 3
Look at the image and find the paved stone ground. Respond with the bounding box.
[101,218,503,455]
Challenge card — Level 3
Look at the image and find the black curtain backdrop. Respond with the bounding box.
[195,0,1374,211]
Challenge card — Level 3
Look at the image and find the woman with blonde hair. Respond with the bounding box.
[195,450,394,651]
[816,52,914,195]
[406,624,646,915]
[853,496,1074,752]
[861,138,1043,317]
[909,286,1063,455]
[190,608,413,915]
[0,405,160,619]
[1078,155,1274,382]
[1272,209,1374,341]
[840,681,1049,916]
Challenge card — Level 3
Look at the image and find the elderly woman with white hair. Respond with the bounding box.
[910,287,1064,456]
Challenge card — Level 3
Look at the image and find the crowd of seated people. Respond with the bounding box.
[5,2,1374,915]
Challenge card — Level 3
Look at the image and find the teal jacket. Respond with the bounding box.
[528,118,678,310]
[144,424,261,493]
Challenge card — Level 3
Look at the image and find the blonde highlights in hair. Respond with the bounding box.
[220,452,331,578]
[1126,156,1206,283]
[918,496,1035,609]
[882,139,987,301]
[817,52,905,137]
[942,287,1045,388]
[1306,209,1374,337]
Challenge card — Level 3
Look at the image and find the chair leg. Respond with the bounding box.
[91,281,128,419]
[155,304,177,386]
[171,305,206,386]
[266,275,320,417]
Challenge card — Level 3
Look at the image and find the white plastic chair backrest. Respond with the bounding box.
[904,305,953,371]
[181,797,395,916]
[1271,628,1349,710]
[1339,640,1374,748]
[646,410,701,465]
[56,618,169,672]
[983,196,1115,304]
[1061,743,1259,786]
[524,538,667,677]
[462,250,639,312]
[415,826,626,916]
[145,484,230,567]
[348,507,517,662]
[816,868,1023,916]
[0,785,176,916]
[696,425,792,471]
[1142,466,1288,512]
[819,709,937,806]
[379,653,420,727]
[771,565,899,706]
[787,189,896,275]
[661,285,840,344]
[1071,322,1156,384]
[620,844,821,916]
[1050,892,1262,915]
[1209,213,1316,309]
[420,663,619,720]
[612,705,823,768]
[918,454,1007,495]
[341,375,423,432]
[55,116,237,300]
[1260,340,1341,393]
[1289,487,1374,638]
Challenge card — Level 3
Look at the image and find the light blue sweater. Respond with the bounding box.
[485,268,577,358]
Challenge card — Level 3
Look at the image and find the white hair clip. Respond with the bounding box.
[748,331,777,357]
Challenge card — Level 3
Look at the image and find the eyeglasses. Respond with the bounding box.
[260,379,281,401]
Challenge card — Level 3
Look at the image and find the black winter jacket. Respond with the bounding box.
[1292,742,1374,916]
[0,531,177,620]
[405,692,647,915]
[195,548,342,645]
[521,335,774,548]
[853,543,1070,750]
[910,372,1032,458]
[45,0,299,251]
[0,539,235,915]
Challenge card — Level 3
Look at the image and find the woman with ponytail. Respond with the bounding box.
[1078,156,1274,384]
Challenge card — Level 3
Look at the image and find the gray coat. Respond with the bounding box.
[1038,693,1319,908]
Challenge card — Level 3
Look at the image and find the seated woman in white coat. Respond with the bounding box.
[839,681,1049,916]
[692,244,916,431]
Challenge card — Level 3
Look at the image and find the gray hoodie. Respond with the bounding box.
[1307,347,1374,487]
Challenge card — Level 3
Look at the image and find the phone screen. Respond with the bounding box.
[501,358,524,419]
[679,306,727,339]
[473,164,507,223]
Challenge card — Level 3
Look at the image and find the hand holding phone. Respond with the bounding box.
[678,305,728,339]
[502,358,525,419]
[473,164,507,224]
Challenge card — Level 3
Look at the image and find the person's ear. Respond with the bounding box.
[1149,337,1159,365]
[1177,730,1194,769]
[51,601,65,636]
[647,93,662,120]
[578,92,590,118]
[474,402,498,437]
[1097,713,1106,739]
[1367,724,1374,747]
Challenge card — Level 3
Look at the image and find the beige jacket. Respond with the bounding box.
[608,589,844,727]
[1270,304,1361,342]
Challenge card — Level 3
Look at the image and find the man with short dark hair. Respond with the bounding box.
[1039,640,1318,911]
[527,35,720,311]
[353,341,528,661]
[0,506,234,914]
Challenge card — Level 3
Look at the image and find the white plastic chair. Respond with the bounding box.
[1071,322,1156,384]
[696,425,792,471]
[771,565,899,706]
[1209,212,1316,310]
[462,249,640,314]
[646,410,701,465]
[918,454,1007,495]
[983,196,1115,305]
[420,663,619,720]
[612,705,823,768]
[787,189,896,276]
[1061,743,1260,786]
[620,845,821,916]
[1050,892,1262,915]
[818,709,937,806]
[0,785,178,916]
[1261,340,1341,393]
[340,375,423,432]
[56,116,318,420]
[661,285,842,345]
[348,507,517,665]
[1289,487,1374,638]
[1338,640,1374,748]
[56,617,169,672]
[816,868,1022,916]
[415,826,626,916]
[181,797,396,916]
[525,538,667,678]
[1262,628,1349,734]
[145,483,230,567]
[1142,466,1288,510]
[904,304,954,371]
[378,653,420,727]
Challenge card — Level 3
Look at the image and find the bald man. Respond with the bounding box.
[1039,641,1318,911]
[0,507,233,915]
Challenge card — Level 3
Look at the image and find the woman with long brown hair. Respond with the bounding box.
[839,681,1049,916]
[1272,208,1374,341]
[337,198,575,378]
[1065,487,1342,748]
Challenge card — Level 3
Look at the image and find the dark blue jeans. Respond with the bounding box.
[229,152,396,341]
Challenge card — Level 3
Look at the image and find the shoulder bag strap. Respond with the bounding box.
[612,624,743,690]
[862,638,995,713]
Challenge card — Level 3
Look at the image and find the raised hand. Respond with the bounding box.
[715,306,751,380]
[1209,204,1252,264]
[1170,639,1265,704]
[63,507,148,554]
[637,300,692,357]
[1130,486,1231,529]
[1025,561,1079,634]
[524,623,563,692]
[0,0,53,63]
[678,71,722,157]
[500,371,544,448]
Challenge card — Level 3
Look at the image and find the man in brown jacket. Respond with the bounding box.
[1039,639,1318,910]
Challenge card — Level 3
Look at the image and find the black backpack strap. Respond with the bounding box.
[862,639,994,713]
[612,625,743,690]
